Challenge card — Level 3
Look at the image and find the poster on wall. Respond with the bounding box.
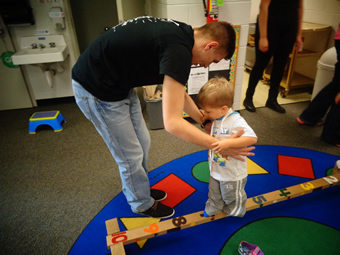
[187,59,230,95]
[187,66,209,95]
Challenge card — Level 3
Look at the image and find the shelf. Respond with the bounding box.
[289,72,314,87]
[296,49,322,58]
[264,70,314,88]
[302,22,331,32]
[262,22,331,97]
[278,72,314,97]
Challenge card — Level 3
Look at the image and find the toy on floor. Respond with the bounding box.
[238,241,263,255]
[29,111,66,134]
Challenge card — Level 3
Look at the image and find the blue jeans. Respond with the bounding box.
[72,80,153,213]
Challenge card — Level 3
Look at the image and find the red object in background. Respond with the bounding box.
[206,0,219,23]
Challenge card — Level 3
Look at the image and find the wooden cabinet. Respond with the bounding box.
[262,22,332,97]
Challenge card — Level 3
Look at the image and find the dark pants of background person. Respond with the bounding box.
[245,19,297,102]
[299,40,340,145]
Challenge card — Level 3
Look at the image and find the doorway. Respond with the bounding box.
[69,0,119,53]
[69,0,146,54]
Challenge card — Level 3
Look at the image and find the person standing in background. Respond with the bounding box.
[243,0,303,113]
[297,23,340,148]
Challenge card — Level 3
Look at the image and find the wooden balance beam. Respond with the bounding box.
[105,172,340,255]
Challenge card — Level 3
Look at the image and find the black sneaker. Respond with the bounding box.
[150,189,167,201]
[140,201,175,219]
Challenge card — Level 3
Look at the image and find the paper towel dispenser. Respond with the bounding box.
[0,0,35,26]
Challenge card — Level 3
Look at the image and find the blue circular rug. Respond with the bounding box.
[69,145,340,255]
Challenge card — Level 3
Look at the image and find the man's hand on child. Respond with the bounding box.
[213,129,256,161]
[222,147,255,162]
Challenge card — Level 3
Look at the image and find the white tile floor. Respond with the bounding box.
[239,70,312,110]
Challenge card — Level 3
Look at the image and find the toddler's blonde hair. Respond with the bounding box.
[197,77,234,108]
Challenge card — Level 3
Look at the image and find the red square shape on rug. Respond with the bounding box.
[278,155,315,179]
[151,173,196,208]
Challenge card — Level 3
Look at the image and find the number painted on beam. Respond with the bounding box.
[301,182,314,190]
[144,223,159,233]
[252,195,267,204]
[279,188,291,197]
[172,216,187,227]
[323,176,338,184]
[111,232,128,244]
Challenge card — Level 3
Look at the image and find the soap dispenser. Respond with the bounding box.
[49,7,65,30]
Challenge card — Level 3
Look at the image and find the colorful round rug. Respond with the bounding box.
[69,145,340,255]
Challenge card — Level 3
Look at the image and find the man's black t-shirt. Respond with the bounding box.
[72,16,194,101]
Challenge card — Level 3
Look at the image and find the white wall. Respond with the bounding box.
[303,0,340,45]
[9,0,78,100]
[0,16,34,110]
[249,0,260,23]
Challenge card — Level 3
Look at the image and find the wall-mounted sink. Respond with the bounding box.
[12,35,69,65]
[13,46,68,65]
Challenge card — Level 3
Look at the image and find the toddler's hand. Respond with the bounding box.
[212,140,229,154]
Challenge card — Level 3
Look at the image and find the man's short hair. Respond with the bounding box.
[197,21,236,60]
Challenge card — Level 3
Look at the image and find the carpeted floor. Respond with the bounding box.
[0,98,339,255]
[239,70,313,110]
